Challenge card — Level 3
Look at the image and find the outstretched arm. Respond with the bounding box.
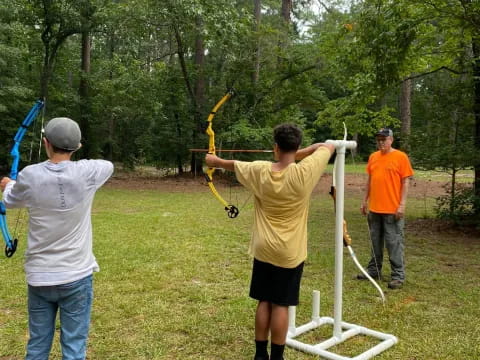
[205,154,236,172]
[295,143,335,161]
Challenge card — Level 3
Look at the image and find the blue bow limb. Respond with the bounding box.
[1,99,44,257]
[0,203,17,257]
[9,100,44,180]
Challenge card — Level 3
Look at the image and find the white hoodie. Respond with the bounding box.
[2,159,113,286]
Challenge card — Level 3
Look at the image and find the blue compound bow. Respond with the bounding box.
[1,100,44,257]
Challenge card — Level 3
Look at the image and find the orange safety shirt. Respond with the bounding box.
[366,149,414,214]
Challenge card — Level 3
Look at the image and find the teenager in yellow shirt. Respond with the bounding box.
[206,124,334,360]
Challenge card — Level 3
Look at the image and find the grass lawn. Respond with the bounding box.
[0,169,479,359]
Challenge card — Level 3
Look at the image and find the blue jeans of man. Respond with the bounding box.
[367,212,405,282]
[26,274,93,360]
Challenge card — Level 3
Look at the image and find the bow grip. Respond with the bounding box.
[342,220,352,247]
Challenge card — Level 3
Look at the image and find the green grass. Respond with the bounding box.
[413,169,474,183]
[333,162,474,183]
[0,176,479,359]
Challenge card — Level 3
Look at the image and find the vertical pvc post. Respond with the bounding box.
[326,140,357,339]
[312,290,320,320]
[333,144,346,339]
[288,306,296,335]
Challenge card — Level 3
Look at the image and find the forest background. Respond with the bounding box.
[0,0,479,223]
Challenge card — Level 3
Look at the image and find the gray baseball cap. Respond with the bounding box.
[44,117,82,151]
[375,127,393,137]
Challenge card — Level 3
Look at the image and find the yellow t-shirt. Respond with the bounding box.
[234,147,331,268]
[366,149,414,214]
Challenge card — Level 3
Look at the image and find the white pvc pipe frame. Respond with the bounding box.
[286,139,398,360]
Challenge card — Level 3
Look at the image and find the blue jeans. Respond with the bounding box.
[26,275,93,360]
[367,212,405,281]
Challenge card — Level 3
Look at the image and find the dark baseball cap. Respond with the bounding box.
[44,117,82,151]
[375,128,393,137]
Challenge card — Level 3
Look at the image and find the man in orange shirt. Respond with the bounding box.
[359,128,413,289]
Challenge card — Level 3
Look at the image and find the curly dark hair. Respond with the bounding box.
[273,123,302,152]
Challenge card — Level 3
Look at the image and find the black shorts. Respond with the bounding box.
[249,258,304,306]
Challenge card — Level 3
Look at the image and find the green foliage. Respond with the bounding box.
[0,0,478,191]
[306,1,411,141]
[316,94,399,138]
[227,118,271,149]
[356,0,419,87]
[408,69,477,222]
[436,185,480,226]
[0,1,42,170]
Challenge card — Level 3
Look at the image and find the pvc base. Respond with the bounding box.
[286,291,397,360]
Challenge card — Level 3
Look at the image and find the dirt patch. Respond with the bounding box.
[106,171,449,199]
[406,218,480,240]
[106,171,479,240]
[106,174,208,193]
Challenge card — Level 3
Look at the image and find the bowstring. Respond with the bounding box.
[226,106,254,214]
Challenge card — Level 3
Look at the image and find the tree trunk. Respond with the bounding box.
[38,1,83,123]
[281,0,292,24]
[278,0,292,67]
[40,41,61,102]
[399,78,412,151]
[190,16,206,174]
[175,112,183,174]
[194,16,205,116]
[252,0,261,84]
[79,31,91,158]
[450,168,457,216]
[106,31,116,161]
[472,37,480,215]
[40,54,52,100]
[171,22,197,173]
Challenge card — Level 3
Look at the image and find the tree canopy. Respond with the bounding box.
[1,0,479,219]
